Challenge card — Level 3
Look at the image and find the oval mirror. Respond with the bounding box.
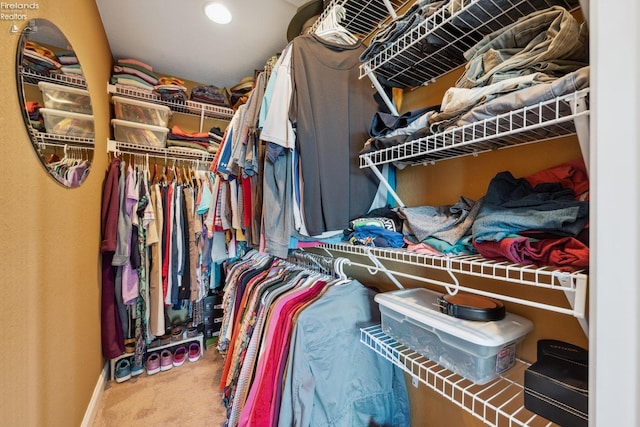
[16,19,94,188]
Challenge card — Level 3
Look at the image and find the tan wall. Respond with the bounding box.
[0,1,112,426]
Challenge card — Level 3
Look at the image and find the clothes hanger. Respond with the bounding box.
[315,5,358,45]
[175,164,183,185]
[152,163,160,185]
[182,163,191,186]
[189,162,198,187]
[166,160,175,183]
[331,257,352,286]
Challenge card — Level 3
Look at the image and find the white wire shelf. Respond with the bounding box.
[359,0,581,88]
[31,129,95,147]
[20,66,87,88]
[312,0,411,40]
[107,84,234,121]
[319,243,588,322]
[107,139,216,162]
[360,325,556,427]
[360,88,589,168]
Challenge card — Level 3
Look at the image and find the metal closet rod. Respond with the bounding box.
[116,151,212,166]
[321,246,464,291]
[107,140,215,163]
[288,249,350,280]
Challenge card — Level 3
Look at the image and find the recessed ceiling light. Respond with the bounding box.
[204,3,232,24]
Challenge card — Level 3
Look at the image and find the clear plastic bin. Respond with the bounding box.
[375,288,533,385]
[38,81,92,115]
[112,96,171,127]
[40,108,95,138]
[111,119,169,148]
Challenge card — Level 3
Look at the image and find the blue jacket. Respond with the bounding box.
[278,279,411,427]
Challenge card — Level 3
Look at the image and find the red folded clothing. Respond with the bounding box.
[474,236,589,271]
[525,158,589,200]
[170,125,209,139]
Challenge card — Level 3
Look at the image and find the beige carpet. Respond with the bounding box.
[92,345,228,427]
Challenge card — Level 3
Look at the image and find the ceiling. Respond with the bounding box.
[95,0,314,89]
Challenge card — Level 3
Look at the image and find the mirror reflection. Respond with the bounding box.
[16,18,94,188]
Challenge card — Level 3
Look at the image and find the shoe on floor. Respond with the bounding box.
[131,362,145,377]
[115,358,132,383]
[173,346,187,367]
[188,342,201,362]
[160,349,173,371]
[146,352,161,375]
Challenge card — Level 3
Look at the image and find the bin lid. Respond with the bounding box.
[375,288,533,347]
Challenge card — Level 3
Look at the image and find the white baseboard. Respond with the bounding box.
[81,361,108,427]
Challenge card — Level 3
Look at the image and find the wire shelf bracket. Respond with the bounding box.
[320,243,589,336]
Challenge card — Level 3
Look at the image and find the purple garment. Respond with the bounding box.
[67,160,90,187]
[100,158,125,359]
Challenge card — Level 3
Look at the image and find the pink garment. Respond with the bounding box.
[239,280,327,427]
[294,240,324,249]
[474,236,589,271]
[112,65,158,85]
[117,58,153,71]
[404,238,444,256]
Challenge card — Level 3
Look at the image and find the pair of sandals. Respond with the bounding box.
[170,322,200,342]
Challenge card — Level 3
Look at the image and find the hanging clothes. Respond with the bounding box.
[100,156,219,359]
[217,250,411,427]
[100,158,125,359]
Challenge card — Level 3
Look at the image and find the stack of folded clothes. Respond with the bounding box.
[167,125,219,154]
[471,159,590,272]
[56,50,84,77]
[154,76,188,102]
[110,58,159,91]
[22,40,62,75]
[25,100,45,132]
[190,84,229,107]
[208,126,224,150]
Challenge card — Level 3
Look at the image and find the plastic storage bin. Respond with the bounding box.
[112,95,171,127]
[375,288,533,385]
[40,108,95,138]
[38,81,93,115]
[111,118,169,148]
